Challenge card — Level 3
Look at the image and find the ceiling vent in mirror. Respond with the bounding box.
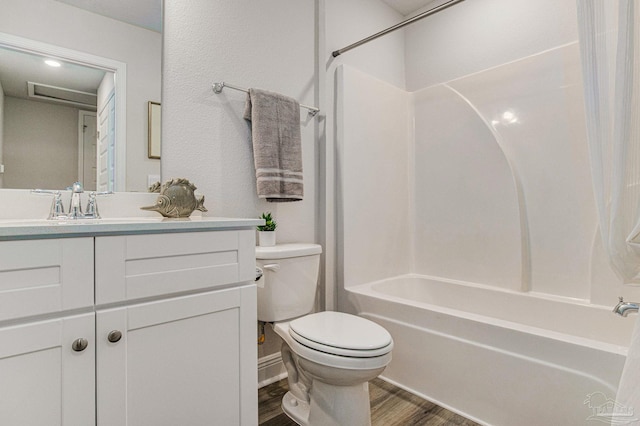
[27,82,97,110]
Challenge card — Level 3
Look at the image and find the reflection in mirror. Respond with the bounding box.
[0,43,118,191]
[0,0,161,192]
[148,102,161,160]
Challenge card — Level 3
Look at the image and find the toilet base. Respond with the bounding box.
[281,381,372,426]
[281,391,310,425]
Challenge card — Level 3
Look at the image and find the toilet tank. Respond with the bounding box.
[255,243,322,322]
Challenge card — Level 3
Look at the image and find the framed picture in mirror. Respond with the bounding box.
[148,101,161,159]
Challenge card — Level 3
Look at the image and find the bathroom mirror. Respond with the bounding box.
[0,1,161,192]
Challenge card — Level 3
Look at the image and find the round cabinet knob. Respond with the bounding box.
[72,338,89,352]
[107,330,122,343]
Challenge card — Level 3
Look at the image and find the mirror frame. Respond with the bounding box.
[0,31,127,191]
[147,101,161,159]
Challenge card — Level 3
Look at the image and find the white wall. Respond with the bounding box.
[326,0,407,89]
[3,97,79,189]
[162,0,316,243]
[405,0,579,90]
[324,0,407,310]
[0,0,161,191]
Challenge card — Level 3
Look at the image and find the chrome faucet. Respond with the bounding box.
[68,181,85,219]
[613,297,639,317]
[32,182,112,220]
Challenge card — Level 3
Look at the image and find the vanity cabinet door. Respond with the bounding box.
[0,313,95,426]
[96,284,257,426]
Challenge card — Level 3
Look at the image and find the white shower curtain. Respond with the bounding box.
[577,0,640,282]
[577,0,640,418]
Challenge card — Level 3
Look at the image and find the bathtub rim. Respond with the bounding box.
[346,273,629,356]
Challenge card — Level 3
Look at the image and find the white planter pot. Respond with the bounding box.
[258,231,276,247]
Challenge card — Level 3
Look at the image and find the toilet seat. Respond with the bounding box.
[274,321,392,370]
[288,312,393,358]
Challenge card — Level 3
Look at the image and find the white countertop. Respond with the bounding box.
[0,216,263,240]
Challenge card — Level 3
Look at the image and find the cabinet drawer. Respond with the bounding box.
[95,230,255,304]
[0,238,94,322]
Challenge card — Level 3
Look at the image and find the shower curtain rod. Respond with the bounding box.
[212,81,320,117]
[332,0,465,57]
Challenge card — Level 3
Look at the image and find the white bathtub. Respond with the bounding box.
[345,274,632,426]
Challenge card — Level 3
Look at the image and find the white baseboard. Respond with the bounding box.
[258,353,287,388]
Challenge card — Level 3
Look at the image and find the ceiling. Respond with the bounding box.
[380,0,441,16]
[0,46,107,108]
[55,0,162,33]
[52,0,438,33]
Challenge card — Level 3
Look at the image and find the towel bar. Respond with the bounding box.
[212,81,319,117]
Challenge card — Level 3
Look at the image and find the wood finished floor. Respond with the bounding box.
[259,378,480,426]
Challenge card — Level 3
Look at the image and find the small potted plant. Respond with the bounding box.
[257,212,277,247]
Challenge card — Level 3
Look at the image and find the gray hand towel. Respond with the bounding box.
[244,88,303,202]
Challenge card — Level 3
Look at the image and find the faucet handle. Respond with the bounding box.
[49,191,65,219]
[84,191,113,219]
[85,192,99,219]
[32,188,58,195]
[31,189,66,219]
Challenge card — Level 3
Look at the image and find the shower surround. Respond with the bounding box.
[337,41,640,425]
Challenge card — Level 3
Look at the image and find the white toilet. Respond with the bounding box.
[256,243,393,426]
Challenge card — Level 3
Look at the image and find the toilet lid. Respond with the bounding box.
[289,312,392,357]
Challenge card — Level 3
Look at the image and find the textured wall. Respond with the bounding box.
[162,0,316,245]
[326,0,407,89]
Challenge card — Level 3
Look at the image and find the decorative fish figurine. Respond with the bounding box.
[141,178,207,218]
[148,181,162,193]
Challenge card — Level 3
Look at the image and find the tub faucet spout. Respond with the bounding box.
[613,297,639,317]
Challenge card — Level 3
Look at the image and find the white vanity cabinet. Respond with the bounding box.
[94,230,257,426]
[0,238,96,425]
[0,225,258,426]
